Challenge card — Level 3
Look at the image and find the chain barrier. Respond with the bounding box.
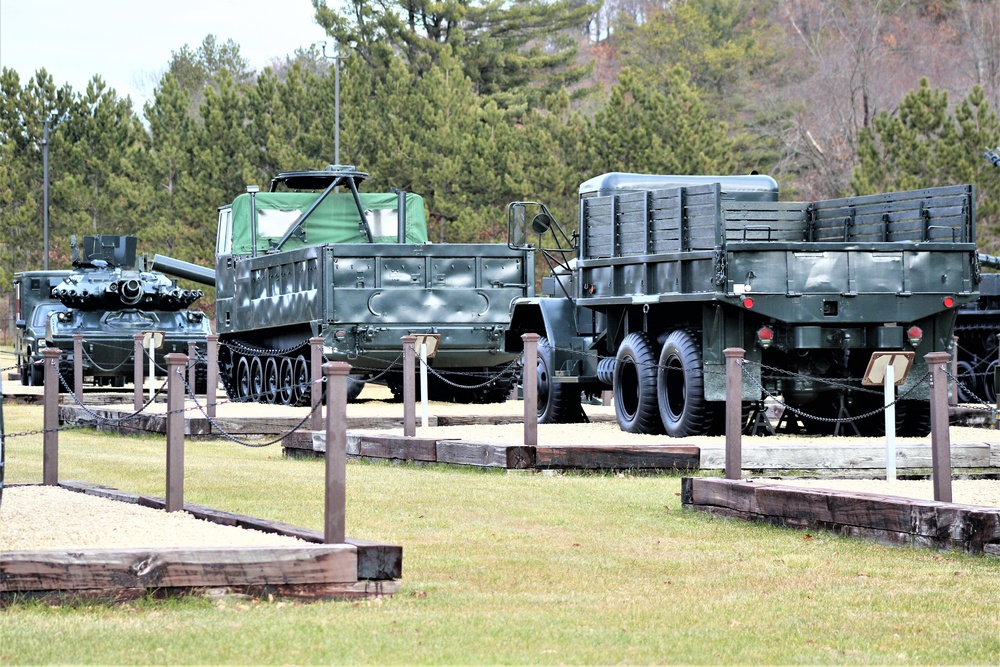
[179,369,324,447]
[418,357,520,390]
[78,345,133,373]
[2,364,19,374]
[56,359,168,423]
[741,360,930,424]
[943,367,1000,417]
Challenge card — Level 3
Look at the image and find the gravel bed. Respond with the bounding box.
[0,486,305,552]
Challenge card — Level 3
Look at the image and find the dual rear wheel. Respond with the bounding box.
[535,330,721,437]
[613,330,718,436]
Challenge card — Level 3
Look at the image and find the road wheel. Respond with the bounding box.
[278,357,295,405]
[613,332,662,434]
[656,330,715,437]
[235,356,251,401]
[955,360,979,402]
[293,355,310,405]
[263,357,279,404]
[537,337,585,423]
[250,356,264,402]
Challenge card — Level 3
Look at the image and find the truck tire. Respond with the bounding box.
[347,374,366,402]
[536,337,585,423]
[614,332,662,434]
[29,361,44,387]
[656,330,714,437]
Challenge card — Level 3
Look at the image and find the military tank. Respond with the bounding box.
[43,235,211,389]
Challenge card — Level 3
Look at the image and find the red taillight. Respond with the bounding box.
[907,326,923,347]
[757,326,774,349]
[943,296,955,308]
[742,297,754,309]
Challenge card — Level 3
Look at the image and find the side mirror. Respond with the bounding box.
[509,203,527,248]
[15,319,26,329]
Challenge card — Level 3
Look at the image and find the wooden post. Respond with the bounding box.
[949,335,958,406]
[206,334,218,419]
[310,337,324,431]
[926,351,952,503]
[724,347,745,481]
[522,333,539,447]
[165,353,187,512]
[42,347,61,486]
[324,361,351,544]
[133,333,144,411]
[72,333,84,398]
[402,335,416,437]
[188,340,198,397]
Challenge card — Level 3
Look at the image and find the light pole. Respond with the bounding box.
[318,41,349,165]
[42,115,51,270]
[41,112,66,270]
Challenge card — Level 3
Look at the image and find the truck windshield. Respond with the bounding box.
[33,304,67,328]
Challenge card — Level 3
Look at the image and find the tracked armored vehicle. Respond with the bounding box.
[504,173,980,437]
[153,165,532,404]
[43,235,211,388]
[954,257,1000,403]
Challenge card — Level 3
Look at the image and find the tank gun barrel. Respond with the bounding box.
[151,254,216,287]
[979,253,1000,270]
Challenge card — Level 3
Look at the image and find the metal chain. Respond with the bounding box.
[79,345,133,373]
[55,359,168,423]
[179,369,323,447]
[942,367,1000,415]
[419,358,520,390]
[746,360,885,396]
[741,361,930,423]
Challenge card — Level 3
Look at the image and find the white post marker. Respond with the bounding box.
[148,336,155,403]
[863,351,914,484]
[420,342,429,428]
[884,363,896,482]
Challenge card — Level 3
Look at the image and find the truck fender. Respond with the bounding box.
[504,297,578,352]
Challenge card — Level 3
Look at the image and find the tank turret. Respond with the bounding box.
[51,235,203,311]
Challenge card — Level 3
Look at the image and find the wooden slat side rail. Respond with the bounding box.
[681,477,1000,556]
[0,545,358,592]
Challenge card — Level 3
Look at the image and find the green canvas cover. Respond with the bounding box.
[229,191,428,255]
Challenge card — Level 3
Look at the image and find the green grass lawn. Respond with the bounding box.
[2,402,999,664]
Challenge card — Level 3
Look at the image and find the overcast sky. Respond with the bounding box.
[0,0,331,111]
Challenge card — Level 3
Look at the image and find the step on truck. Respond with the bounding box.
[153,165,532,405]
[504,173,981,437]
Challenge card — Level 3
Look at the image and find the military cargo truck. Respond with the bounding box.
[13,270,71,385]
[154,165,532,405]
[504,173,980,437]
[42,235,211,389]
